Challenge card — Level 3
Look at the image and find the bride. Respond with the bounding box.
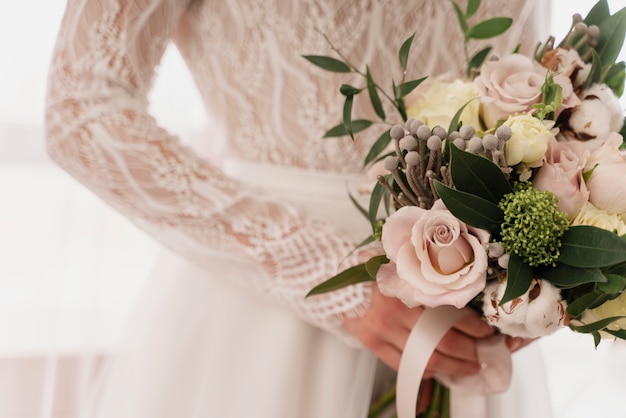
[45,0,554,416]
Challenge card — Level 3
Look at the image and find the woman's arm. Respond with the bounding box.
[45,0,371,341]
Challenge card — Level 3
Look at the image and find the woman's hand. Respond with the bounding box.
[342,285,494,378]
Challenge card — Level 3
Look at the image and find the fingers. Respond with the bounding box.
[506,336,536,352]
[451,312,494,339]
[425,350,481,378]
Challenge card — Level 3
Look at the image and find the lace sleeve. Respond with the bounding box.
[44,0,372,342]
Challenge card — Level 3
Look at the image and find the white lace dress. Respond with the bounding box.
[45,0,554,417]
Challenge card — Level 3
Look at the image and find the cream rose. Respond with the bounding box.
[532,140,590,219]
[482,278,567,338]
[571,202,626,236]
[585,133,626,214]
[503,114,557,166]
[476,54,578,128]
[581,293,626,332]
[405,78,481,129]
[376,200,490,308]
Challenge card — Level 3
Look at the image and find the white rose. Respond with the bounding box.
[503,114,557,166]
[405,78,480,129]
[571,203,626,235]
[482,278,567,338]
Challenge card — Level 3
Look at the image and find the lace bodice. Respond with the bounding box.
[45,0,544,341]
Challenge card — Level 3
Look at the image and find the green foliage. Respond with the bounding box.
[559,226,626,268]
[302,55,351,73]
[500,253,533,305]
[306,263,374,297]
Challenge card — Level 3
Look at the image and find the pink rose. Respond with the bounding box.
[532,140,590,219]
[376,200,490,308]
[585,133,626,214]
[476,54,579,127]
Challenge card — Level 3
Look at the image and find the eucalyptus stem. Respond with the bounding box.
[317,29,407,118]
[367,383,397,418]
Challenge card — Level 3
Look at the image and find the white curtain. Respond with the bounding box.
[0,1,624,417]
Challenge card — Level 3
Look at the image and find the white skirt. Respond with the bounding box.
[81,161,555,418]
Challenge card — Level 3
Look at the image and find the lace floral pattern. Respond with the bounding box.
[45,0,542,343]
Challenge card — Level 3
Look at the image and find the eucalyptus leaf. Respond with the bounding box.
[467,47,492,77]
[448,144,512,204]
[302,55,351,73]
[343,94,355,139]
[323,119,373,137]
[306,263,373,297]
[365,255,390,279]
[466,0,480,18]
[584,0,610,27]
[559,225,626,268]
[366,67,385,120]
[450,1,469,35]
[569,316,626,333]
[398,33,416,71]
[500,253,533,305]
[446,99,475,137]
[602,61,625,97]
[583,50,603,90]
[537,263,607,289]
[433,181,504,232]
[340,84,362,96]
[567,290,605,317]
[364,129,392,167]
[369,181,387,231]
[396,77,428,98]
[598,273,626,294]
[606,329,626,339]
[467,18,513,40]
[593,331,602,347]
[348,192,369,220]
[596,7,626,67]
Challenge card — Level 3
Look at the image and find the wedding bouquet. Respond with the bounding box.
[305,0,626,417]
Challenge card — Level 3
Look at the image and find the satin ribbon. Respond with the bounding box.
[396,306,512,418]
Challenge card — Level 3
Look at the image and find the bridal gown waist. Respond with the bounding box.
[222,158,372,242]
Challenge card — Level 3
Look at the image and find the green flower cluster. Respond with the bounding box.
[498,183,569,267]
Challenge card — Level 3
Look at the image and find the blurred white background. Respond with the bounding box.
[0,1,625,417]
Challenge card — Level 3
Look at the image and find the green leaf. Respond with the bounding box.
[602,61,625,97]
[340,84,362,96]
[567,290,605,317]
[364,129,392,167]
[366,67,385,120]
[466,0,480,18]
[606,329,626,339]
[450,1,469,35]
[396,77,428,98]
[537,263,607,289]
[398,33,415,71]
[467,17,513,40]
[433,181,504,232]
[569,316,626,334]
[598,273,626,294]
[596,7,626,67]
[365,255,390,278]
[446,99,476,137]
[369,181,387,231]
[343,94,355,139]
[323,119,373,137]
[584,0,610,26]
[302,55,352,73]
[448,144,512,204]
[559,225,626,268]
[583,50,603,90]
[467,47,492,77]
[306,263,374,297]
[500,253,533,305]
[348,192,369,220]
